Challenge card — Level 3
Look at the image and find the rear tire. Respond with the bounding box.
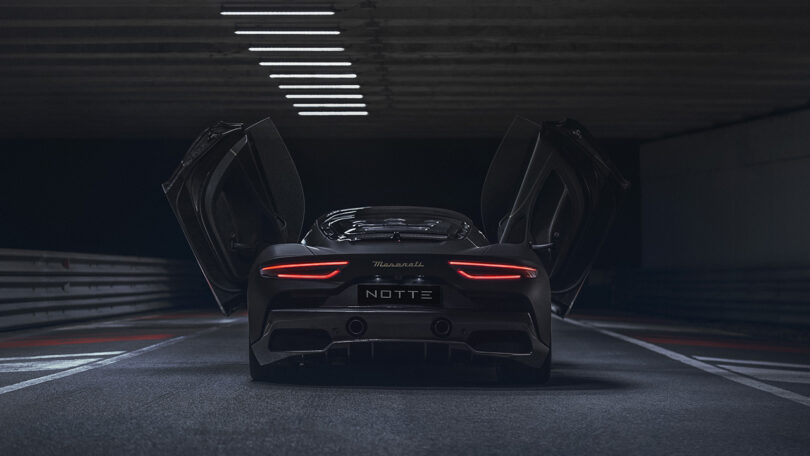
[497,353,551,385]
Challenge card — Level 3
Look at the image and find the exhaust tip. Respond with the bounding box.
[346,317,367,337]
[431,318,452,338]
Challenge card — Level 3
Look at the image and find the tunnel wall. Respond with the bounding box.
[0,248,208,331]
[640,108,810,269]
[622,109,810,327]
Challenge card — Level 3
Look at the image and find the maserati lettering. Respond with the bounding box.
[372,260,425,268]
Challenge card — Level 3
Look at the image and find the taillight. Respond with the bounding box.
[260,261,349,280]
[448,261,537,280]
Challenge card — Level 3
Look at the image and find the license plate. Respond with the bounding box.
[358,285,441,306]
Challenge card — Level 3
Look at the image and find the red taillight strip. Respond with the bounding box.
[260,260,349,280]
[262,261,349,271]
[276,270,342,280]
[449,260,537,280]
[448,261,536,272]
[456,270,522,280]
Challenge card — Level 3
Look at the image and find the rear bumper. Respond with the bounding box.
[250,308,550,368]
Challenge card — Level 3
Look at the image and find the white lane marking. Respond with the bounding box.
[580,320,741,336]
[49,314,242,331]
[694,356,810,370]
[717,365,810,385]
[562,317,810,408]
[0,325,222,396]
[65,318,243,329]
[0,352,125,362]
[0,358,101,372]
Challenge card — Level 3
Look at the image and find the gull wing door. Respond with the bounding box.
[481,117,629,316]
[162,118,304,315]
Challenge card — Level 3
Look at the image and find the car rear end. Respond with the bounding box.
[246,208,551,373]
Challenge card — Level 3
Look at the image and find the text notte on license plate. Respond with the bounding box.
[358,285,441,306]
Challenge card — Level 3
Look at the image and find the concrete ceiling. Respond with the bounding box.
[1,0,809,139]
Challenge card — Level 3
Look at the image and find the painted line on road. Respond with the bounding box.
[0,358,102,373]
[716,365,810,385]
[562,317,810,408]
[0,334,173,348]
[0,351,125,361]
[67,318,243,329]
[0,326,222,396]
[694,356,810,370]
[581,320,742,336]
[135,312,225,320]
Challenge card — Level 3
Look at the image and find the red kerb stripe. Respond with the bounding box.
[639,336,810,354]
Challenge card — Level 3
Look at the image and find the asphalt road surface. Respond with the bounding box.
[0,309,808,455]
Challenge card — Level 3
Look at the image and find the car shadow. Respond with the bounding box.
[252,362,628,392]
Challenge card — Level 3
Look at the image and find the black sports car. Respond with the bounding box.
[163,116,628,383]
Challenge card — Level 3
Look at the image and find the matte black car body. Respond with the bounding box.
[163,116,628,383]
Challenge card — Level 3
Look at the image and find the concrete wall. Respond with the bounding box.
[641,109,810,269]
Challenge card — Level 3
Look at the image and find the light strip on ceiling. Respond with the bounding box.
[293,103,366,107]
[236,30,340,35]
[249,47,344,52]
[298,111,368,116]
[270,74,356,79]
[259,62,351,66]
[221,11,335,16]
[286,94,364,99]
[278,84,360,89]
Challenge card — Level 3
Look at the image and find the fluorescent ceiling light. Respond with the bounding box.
[286,94,364,99]
[221,11,334,16]
[249,47,343,52]
[259,62,351,66]
[270,74,356,79]
[293,103,366,108]
[236,30,340,35]
[299,111,368,116]
[278,84,360,89]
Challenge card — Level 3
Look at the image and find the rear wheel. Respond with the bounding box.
[497,353,551,385]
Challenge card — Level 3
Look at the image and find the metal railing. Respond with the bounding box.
[612,266,810,327]
[0,249,208,331]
